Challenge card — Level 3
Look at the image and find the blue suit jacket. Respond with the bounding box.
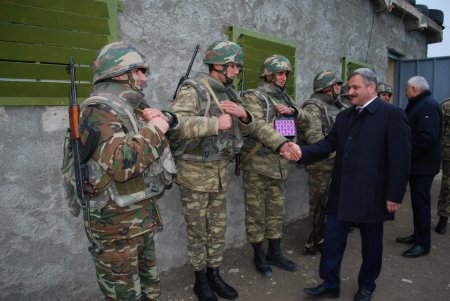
[300,98,411,223]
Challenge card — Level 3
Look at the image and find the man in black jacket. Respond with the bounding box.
[396,76,443,258]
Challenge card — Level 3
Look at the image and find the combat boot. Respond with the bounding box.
[206,267,238,300]
[266,238,298,271]
[252,241,272,277]
[194,269,217,301]
[435,216,448,234]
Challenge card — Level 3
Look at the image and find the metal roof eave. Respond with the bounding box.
[371,0,443,44]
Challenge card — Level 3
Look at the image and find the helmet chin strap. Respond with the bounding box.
[126,71,141,91]
[331,86,339,99]
[102,72,144,96]
[212,65,234,85]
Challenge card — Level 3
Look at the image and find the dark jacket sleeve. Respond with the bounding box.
[411,101,441,160]
[299,122,337,165]
[385,108,411,203]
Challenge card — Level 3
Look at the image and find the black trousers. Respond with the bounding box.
[409,175,435,249]
[319,214,383,292]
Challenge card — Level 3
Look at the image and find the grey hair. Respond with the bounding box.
[407,76,429,91]
[348,68,378,86]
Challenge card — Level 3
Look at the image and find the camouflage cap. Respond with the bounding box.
[93,41,149,84]
[259,55,292,78]
[378,82,393,95]
[203,40,243,66]
[313,70,343,92]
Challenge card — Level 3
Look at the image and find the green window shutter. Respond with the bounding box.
[340,57,375,81]
[0,0,119,106]
[226,26,297,100]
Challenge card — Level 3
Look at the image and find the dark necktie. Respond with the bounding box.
[356,107,364,115]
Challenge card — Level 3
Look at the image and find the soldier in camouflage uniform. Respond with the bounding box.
[170,40,253,301]
[240,55,302,278]
[378,82,393,103]
[73,42,178,301]
[436,97,450,234]
[299,70,348,255]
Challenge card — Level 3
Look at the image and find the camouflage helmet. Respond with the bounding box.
[259,55,292,78]
[203,40,243,66]
[93,41,148,84]
[313,70,343,92]
[378,82,393,95]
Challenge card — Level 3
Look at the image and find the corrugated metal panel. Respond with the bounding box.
[396,56,450,107]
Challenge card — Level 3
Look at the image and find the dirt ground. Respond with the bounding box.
[160,173,450,301]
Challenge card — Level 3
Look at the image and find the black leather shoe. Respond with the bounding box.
[303,284,340,298]
[402,244,430,258]
[396,234,416,244]
[354,288,373,301]
[435,216,448,234]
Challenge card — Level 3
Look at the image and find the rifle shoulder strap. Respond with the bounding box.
[243,89,272,123]
[179,79,212,117]
[200,78,225,114]
[241,89,273,162]
[302,98,332,136]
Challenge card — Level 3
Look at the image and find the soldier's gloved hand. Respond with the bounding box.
[149,116,170,134]
[143,108,169,122]
[218,113,232,130]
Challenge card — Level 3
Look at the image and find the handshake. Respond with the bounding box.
[279,142,302,161]
[142,108,171,133]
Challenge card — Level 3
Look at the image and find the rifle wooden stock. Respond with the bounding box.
[68,56,92,207]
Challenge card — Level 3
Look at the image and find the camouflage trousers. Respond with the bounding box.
[89,231,160,301]
[243,170,285,243]
[307,169,332,217]
[438,160,450,216]
[180,186,227,271]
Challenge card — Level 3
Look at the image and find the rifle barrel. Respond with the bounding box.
[173,45,200,100]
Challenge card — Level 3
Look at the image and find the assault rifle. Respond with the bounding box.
[68,57,102,254]
[303,178,332,255]
[67,56,99,207]
[172,44,200,100]
[235,67,245,176]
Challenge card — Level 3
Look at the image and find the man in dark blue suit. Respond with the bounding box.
[396,76,442,258]
[300,68,411,301]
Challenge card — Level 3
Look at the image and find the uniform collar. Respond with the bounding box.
[93,81,145,108]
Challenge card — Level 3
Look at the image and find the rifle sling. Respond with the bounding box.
[80,128,101,164]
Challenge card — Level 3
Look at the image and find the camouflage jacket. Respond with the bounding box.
[170,73,254,192]
[79,81,169,242]
[300,92,347,172]
[442,98,450,159]
[241,82,295,180]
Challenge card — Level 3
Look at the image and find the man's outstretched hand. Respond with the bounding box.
[280,142,301,161]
